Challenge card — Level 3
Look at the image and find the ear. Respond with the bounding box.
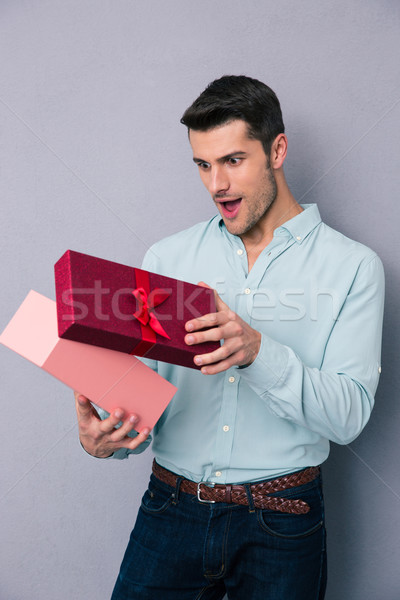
[270,133,288,170]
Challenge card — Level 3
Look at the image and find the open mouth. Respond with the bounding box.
[217,198,242,219]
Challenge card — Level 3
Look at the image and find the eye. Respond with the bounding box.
[227,157,242,166]
[197,161,210,171]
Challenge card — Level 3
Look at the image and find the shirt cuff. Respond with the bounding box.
[238,333,290,396]
[79,437,151,460]
[79,441,114,459]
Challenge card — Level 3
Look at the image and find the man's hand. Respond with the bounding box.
[74,392,150,458]
[185,284,261,375]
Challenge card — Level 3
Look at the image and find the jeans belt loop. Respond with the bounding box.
[173,476,183,505]
[244,483,256,513]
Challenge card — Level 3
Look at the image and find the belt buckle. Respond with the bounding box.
[197,481,215,503]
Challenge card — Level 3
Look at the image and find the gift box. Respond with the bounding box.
[54,250,219,369]
[0,290,177,429]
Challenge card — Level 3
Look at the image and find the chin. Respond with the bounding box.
[223,221,244,236]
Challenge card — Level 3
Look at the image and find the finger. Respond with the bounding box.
[185,315,241,345]
[196,281,211,289]
[109,414,139,442]
[75,391,89,406]
[185,308,232,334]
[197,283,230,315]
[185,311,218,332]
[117,427,150,450]
[213,290,231,313]
[200,348,245,374]
[197,282,230,323]
[200,356,237,375]
[193,338,238,367]
[185,326,224,346]
[98,408,127,434]
[75,393,95,423]
[121,427,151,450]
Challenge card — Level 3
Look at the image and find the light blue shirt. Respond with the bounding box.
[106,204,384,484]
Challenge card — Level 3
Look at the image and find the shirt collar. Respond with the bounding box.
[278,204,322,243]
[218,203,322,245]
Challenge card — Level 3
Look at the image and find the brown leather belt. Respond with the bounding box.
[152,460,320,515]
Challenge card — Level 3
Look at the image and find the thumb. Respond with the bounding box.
[74,392,94,422]
[197,281,230,313]
[214,291,230,312]
[197,281,211,289]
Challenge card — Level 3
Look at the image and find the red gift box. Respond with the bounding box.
[54,250,219,369]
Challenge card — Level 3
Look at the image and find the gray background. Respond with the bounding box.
[0,1,399,599]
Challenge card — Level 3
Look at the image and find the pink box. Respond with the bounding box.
[0,290,177,430]
[54,250,219,369]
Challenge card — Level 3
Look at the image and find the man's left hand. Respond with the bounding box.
[185,283,261,375]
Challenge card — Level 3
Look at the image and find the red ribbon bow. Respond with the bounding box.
[132,287,171,340]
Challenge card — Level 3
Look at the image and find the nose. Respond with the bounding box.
[207,165,230,197]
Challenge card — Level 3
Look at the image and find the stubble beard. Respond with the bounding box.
[225,164,277,237]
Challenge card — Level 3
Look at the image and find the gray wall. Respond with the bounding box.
[0,1,399,598]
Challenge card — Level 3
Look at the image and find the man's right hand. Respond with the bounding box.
[74,392,151,458]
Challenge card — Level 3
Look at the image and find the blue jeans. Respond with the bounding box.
[111,472,327,599]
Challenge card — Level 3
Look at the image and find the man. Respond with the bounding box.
[75,75,384,599]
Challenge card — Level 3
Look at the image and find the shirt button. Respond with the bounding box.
[215,471,222,477]
[296,236,302,241]
[244,288,251,294]
[228,376,235,383]
[378,366,382,374]
[237,249,244,256]
[268,251,271,256]
[223,425,230,432]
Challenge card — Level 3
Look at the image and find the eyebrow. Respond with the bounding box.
[192,151,247,165]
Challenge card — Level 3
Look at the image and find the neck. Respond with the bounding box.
[241,171,302,267]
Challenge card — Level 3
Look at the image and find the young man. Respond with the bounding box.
[76,76,384,599]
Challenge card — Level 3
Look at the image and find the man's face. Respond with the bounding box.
[189,119,277,238]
